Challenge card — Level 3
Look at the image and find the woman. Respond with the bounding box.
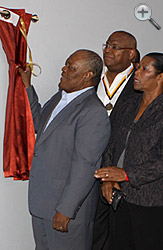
[94,53,163,250]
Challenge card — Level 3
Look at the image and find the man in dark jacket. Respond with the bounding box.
[92,30,138,250]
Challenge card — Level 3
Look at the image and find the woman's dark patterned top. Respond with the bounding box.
[103,93,163,207]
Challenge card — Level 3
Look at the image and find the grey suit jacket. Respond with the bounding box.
[27,86,110,221]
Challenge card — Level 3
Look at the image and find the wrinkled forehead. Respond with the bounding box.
[67,51,86,63]
[65,52,88,71]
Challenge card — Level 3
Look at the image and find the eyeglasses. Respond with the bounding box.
[102,43,133,51]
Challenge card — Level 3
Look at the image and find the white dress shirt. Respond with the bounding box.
[44,87,93,131]
[97,64,134,116]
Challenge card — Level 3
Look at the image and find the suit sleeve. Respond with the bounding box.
[26,86,41,132]
[27,86,55,133]
[55,107,111,218]
[102,134,115,167]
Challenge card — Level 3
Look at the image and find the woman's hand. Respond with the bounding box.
[94,166,126,182]
[102,181,120,204]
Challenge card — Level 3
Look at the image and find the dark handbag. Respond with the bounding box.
[112,187,124,211]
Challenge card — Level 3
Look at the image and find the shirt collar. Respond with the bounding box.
[103,64,133,89]
[102,63,133,80]
[102,64,134,98]
[62,86,94,104]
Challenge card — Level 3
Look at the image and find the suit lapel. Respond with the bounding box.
[35,88,95,150]
[117,71,135,100]
[110,72,135,120]
[36,91,62,142]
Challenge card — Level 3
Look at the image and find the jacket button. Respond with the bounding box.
[34,152,37,157]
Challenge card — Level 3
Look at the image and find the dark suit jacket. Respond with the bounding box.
[100,71,138,166]
[103,93,163,207]
[92,72,143,250]
[27,86,111,221]
[109,71,137,121]
[92,71,141,250]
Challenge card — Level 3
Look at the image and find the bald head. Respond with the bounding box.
[108,30,137,49]
[109,31,137,49]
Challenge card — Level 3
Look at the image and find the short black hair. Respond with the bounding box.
[146,52,163,74]
[76,49,103,86]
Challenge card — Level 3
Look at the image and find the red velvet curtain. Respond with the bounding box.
[0,7,35,180]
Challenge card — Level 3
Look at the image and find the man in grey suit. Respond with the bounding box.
[18,49,110,250]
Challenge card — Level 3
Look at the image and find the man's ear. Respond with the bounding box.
[157,72,163,85]
[129,49,136,61]
[83,71,94,82]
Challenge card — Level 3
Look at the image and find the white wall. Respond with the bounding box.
[0,0,162,249]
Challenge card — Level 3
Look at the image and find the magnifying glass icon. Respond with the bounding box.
[134,4,161,30]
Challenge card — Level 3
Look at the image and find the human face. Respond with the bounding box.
[134,56,160,93]
[59,52,89,93]
[103,32,134,73]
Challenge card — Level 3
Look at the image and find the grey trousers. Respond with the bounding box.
[32,215,94,250]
